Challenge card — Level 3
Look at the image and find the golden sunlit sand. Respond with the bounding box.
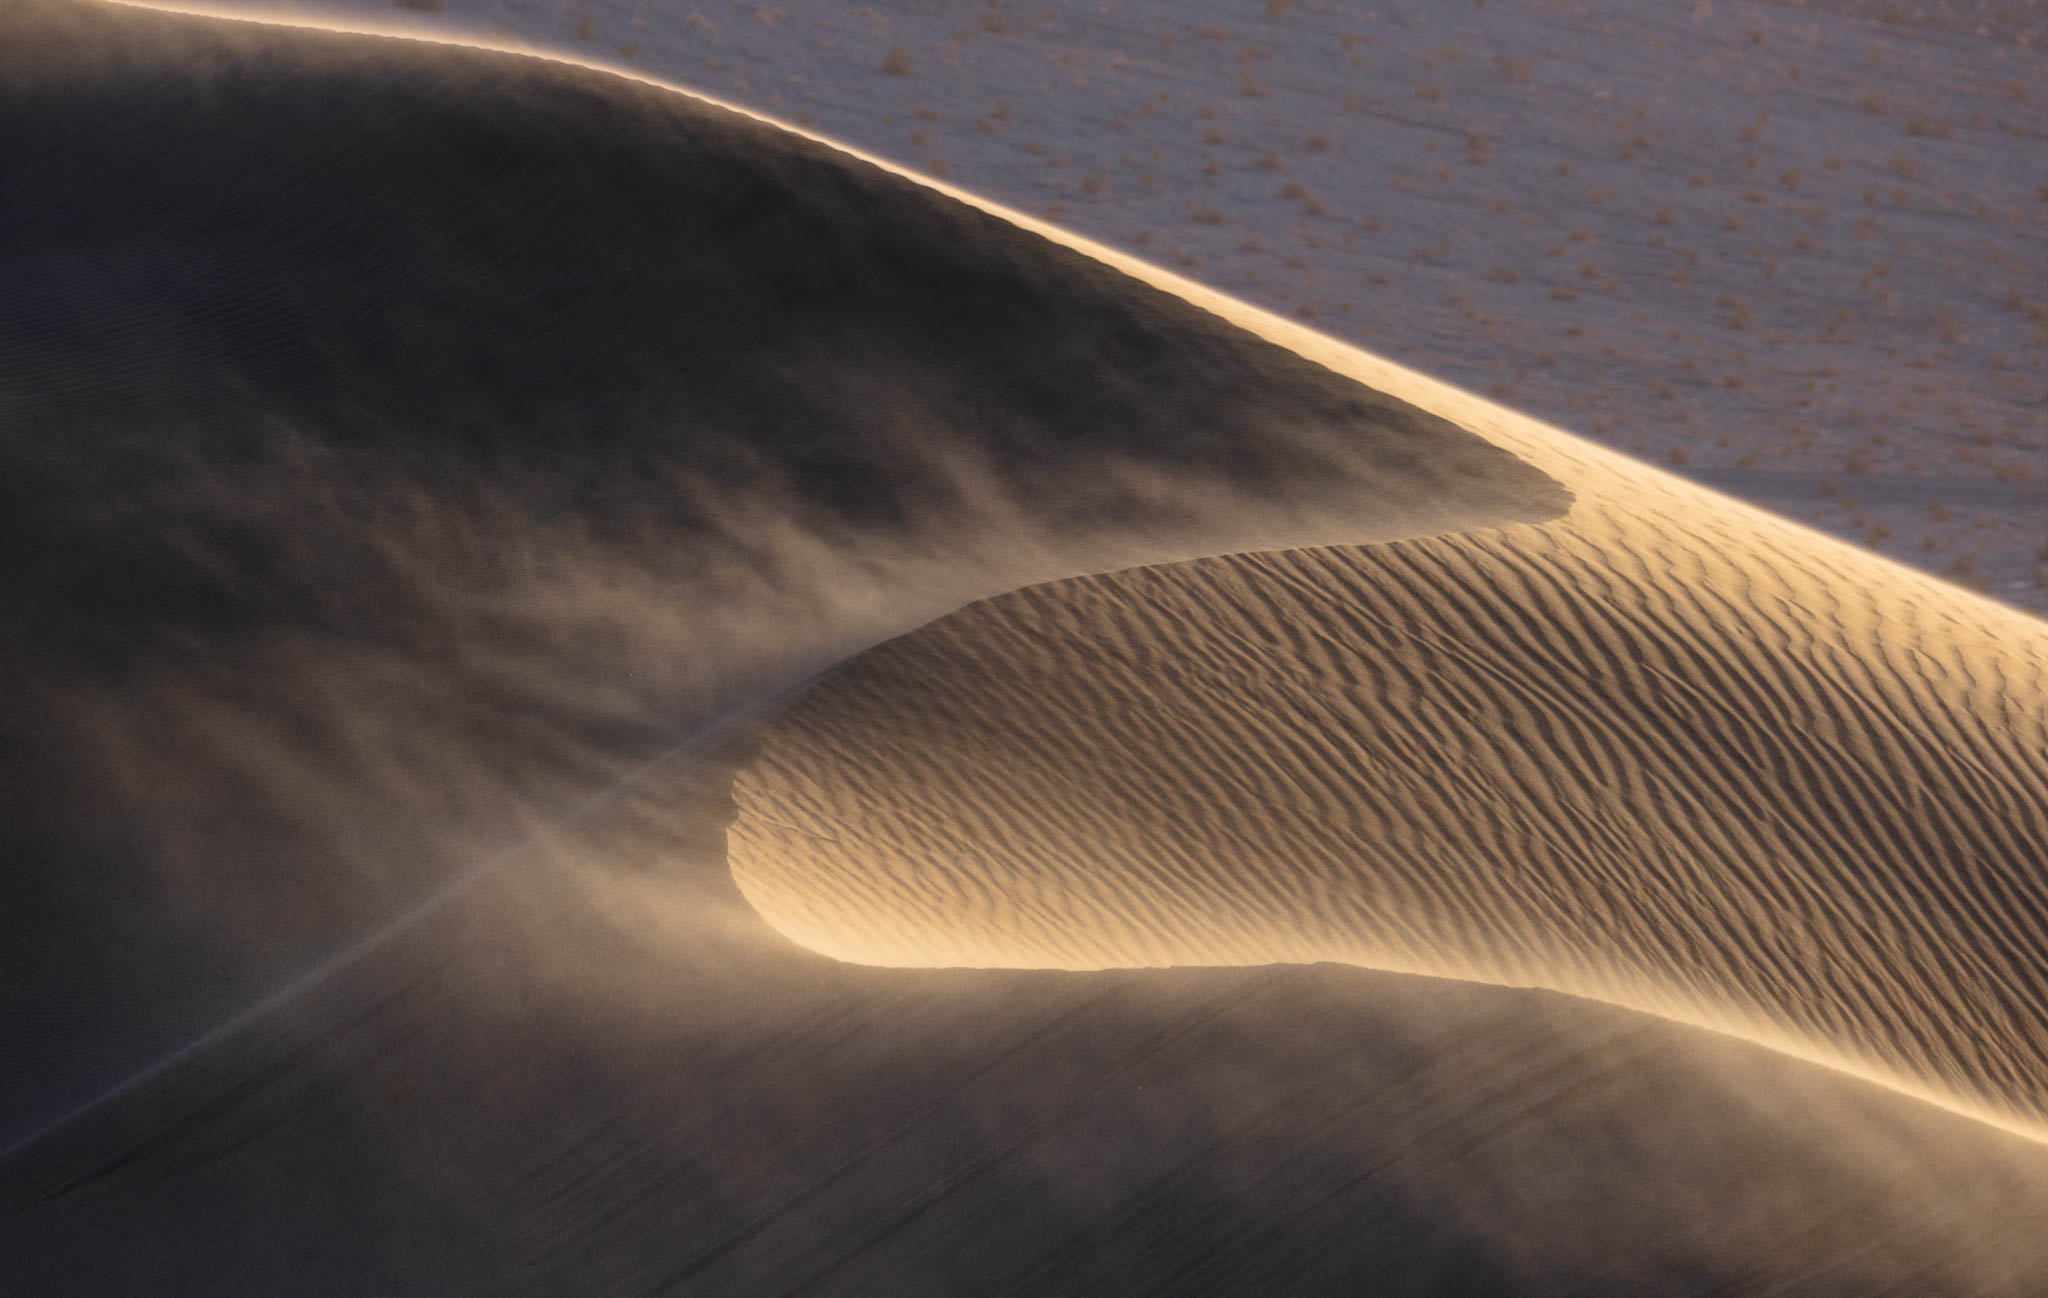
[731,318,2048,1141]
[5,2,2046,1294]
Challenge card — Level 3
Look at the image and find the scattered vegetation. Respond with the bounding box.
[1714,293,1754,329]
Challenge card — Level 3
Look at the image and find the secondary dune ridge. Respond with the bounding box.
[12,844,2048,1296]
[5,4,2046,1293]
[731,326,2048,1141]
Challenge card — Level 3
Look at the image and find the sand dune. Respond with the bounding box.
[730,326,2048,1139]
[6,2,2046,1293]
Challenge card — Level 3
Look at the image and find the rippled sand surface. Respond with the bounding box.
[732,331,2048,1138]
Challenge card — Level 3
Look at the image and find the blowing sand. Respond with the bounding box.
[2,0,1563,1129]
[4,2,2045,1294]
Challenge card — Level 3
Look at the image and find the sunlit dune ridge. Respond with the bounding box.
[729,288,2048,1142]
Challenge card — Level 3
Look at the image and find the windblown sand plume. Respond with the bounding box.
[0,0,1562,1110]
[5,2,2045,1295]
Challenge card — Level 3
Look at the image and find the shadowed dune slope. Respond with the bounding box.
[731,342,2048,1139]
[6,677,2041,1297]
[6,804,2048,1298]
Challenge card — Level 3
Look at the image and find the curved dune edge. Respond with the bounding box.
[731,505,2047,1145]
[4,0,1572,1114]
[729,468,2048,1144]
[99,2,2048,1144]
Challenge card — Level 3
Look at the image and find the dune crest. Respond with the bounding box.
[66,0,2038,1148]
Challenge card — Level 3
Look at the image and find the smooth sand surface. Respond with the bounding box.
[4,3,2045,1294]
[2,0,1561,670]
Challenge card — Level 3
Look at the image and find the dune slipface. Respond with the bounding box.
[730,334,2048,1140]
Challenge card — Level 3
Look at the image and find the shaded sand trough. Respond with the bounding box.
[3,3,2046,1293]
